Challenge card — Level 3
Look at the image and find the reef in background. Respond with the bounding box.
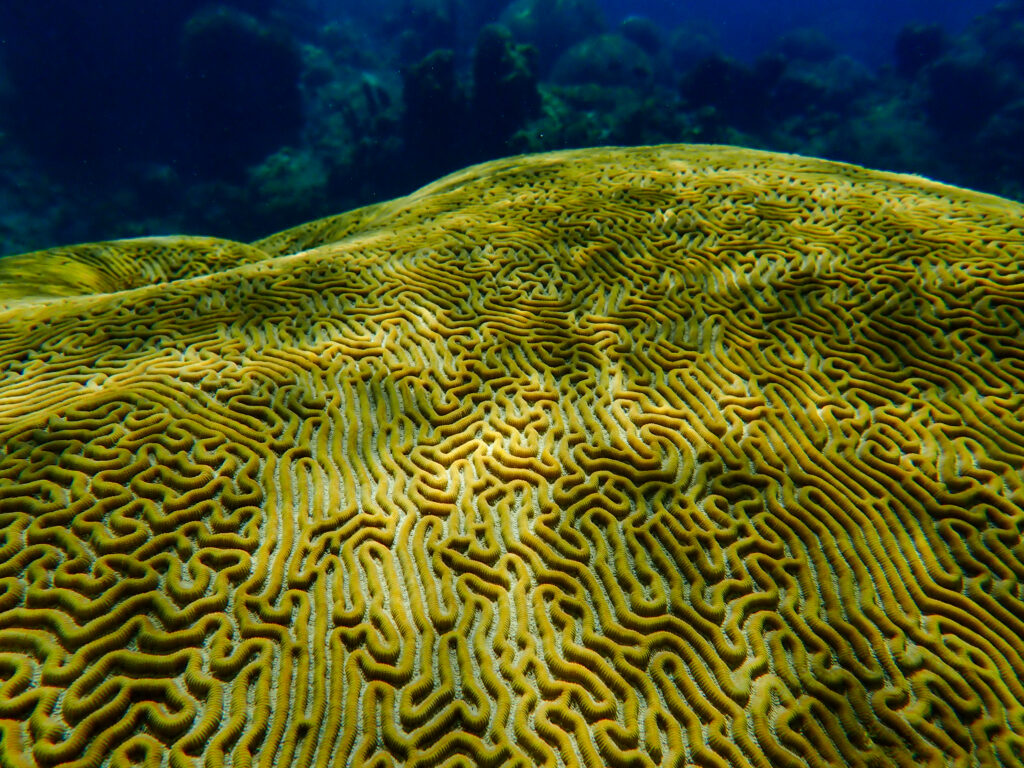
[0,0,1022,254]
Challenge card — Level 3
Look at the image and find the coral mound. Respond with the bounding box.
[2,145,1024,768]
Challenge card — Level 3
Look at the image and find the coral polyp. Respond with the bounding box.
[1,145,1023,768]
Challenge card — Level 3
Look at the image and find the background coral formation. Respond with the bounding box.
[2,145,1024,767]
[2,0,1023,256]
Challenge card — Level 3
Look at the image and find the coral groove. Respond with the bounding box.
[1,145,1023,767]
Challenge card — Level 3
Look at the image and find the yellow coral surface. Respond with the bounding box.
[1,145,1023,768]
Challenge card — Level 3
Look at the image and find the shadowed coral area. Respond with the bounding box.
[0,237,274,305]
[1,144,1024,767]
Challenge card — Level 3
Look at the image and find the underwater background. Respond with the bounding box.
[0,0,1017,256]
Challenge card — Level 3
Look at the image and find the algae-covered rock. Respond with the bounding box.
[401,48,468,175]
[666,24,719,75]
[550,34,654,90]
[770,54,875,118]
[471,24,542,154]
[893,23,950,78]
[769,27,838,63]
[180,6,303,176]
[499,0,606,73]
[618,15,663,56]
[922,55,1016,139]
[681,54,777,130]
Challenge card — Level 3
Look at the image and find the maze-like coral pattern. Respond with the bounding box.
[1,145,1023,768]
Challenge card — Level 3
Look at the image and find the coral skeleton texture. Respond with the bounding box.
[1,145,1023,768]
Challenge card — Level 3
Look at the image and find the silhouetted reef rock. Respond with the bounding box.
[680,55,778,131]
[619,16,663,56]
[893,24,949,78]
[499,0,606,74]
[551,34,654,90]
[472,25,542,154]
[402,49,470,177]
[922,56,1016,139]
[770,55,874,119]
[180,7,303,177]
[770,28,838,63]
[666,25,719,76]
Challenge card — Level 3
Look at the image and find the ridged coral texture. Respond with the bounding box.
[1,145,1023,768]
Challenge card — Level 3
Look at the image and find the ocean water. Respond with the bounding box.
[598,0,1001,62]
[0,0,1021,250]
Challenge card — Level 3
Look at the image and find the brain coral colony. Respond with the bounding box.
[1,145,1024,767]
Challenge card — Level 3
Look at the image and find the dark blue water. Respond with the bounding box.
[598,0,999,62]
[1,0,1022,255]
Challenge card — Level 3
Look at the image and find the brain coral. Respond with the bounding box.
[1,145,1023,768]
